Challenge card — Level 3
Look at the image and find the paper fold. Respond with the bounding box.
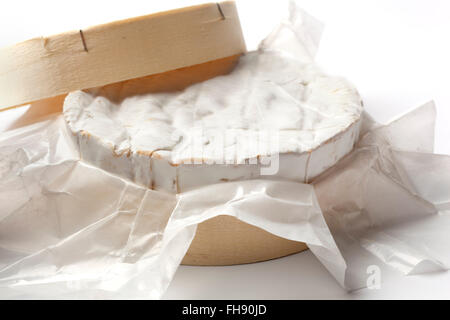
[0,1,449,299]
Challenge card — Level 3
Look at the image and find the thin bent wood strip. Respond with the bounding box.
[0,1,246,110]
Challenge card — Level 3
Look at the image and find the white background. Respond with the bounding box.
[1,0,449,299]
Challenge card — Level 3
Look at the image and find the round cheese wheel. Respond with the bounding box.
[63,50,363,193]
[63,50,363,265]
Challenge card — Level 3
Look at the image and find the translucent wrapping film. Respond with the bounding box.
[0,1,449,298]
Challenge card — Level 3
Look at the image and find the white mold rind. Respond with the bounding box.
[64,50,363,193]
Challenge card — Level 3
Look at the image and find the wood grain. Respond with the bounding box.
[183,215,308,266]
[0,1,246,110]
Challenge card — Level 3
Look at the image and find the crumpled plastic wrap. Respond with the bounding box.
[0,1,449,299]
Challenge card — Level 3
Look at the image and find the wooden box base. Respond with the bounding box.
[182,216,308,266]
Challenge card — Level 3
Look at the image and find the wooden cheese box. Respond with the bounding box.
[0,1,308,266]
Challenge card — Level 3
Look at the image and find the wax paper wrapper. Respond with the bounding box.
[0,1,449,299]
[315,102,450,289]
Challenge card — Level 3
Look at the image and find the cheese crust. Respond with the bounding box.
[64,50,363,192]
